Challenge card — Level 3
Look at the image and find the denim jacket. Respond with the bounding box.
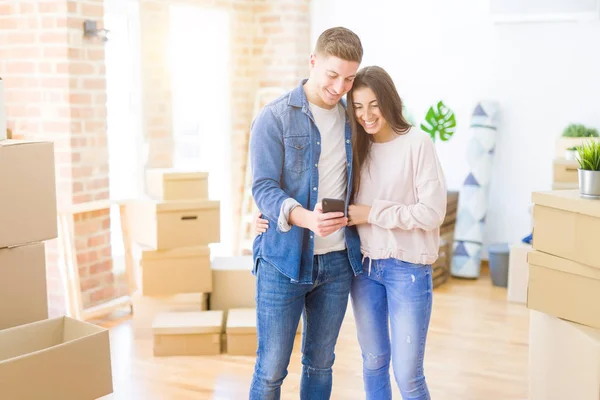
[250,79,363,283]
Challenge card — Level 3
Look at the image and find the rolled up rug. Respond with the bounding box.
[451,101,499,278]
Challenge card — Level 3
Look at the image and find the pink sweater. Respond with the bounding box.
[355,127,447,265]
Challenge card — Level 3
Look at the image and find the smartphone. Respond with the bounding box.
[322,198,346,214]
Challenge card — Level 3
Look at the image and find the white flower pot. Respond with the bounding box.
[565,149,578,161]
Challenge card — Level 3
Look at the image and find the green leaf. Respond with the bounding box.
[420,101,456,142]
[562,123,599,138]
[576,139,600,171]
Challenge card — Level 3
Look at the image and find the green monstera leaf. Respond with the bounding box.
[420,101,456,142]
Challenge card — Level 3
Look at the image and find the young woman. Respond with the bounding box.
[254,66,447,400]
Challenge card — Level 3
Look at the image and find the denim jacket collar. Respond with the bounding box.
[289,78,348,112]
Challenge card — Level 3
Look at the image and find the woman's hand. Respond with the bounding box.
[254,212,269,234]
[348,204,371,226]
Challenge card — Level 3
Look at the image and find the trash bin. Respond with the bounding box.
[488,243,510,287]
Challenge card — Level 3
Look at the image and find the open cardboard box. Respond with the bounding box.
[0,316,113,400]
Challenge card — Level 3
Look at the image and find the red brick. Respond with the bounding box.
[43,47,67,58]
[82,3,104,18]
[89,285,115,305]
[90,260,112,275]
[85,49,104,61]
[0,17,19,30]
[40,32,66,44]
[83,78,105,90]
[73,193,92,203]
[38,2,62,14]
[0,4,14,15]
[94,191,109,201]
[71,62,96,75]
[7,32,36,45]
[81,277,100,291]
[18,3,35,14]
[67,1,78,14]
[69,93,92,105]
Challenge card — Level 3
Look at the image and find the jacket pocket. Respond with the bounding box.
[283,135,310,173]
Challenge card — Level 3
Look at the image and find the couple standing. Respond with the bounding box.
[248,26,447,400]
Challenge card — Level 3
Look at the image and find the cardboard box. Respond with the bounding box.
[131,291,208,339]
[507,243,531,304]
[139,245,212,296]
[0,242,49,330]
[146,169,209,201]
[0,316,113,400]
[152,311,223,356]
[128,199,220,250]
[0,140,58,248]
[532,190,600,269]
[210,256,256,316]
[527,250,600,329]
[210,257,302,335]
[551,182,578,190]
[226,308,257,356]
[529,310,600,400]
[552,158,579,183]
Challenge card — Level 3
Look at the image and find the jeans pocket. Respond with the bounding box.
[283,135,310,173]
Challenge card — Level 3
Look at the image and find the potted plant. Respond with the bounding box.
[565,146,579,161]
[556,123,599,159]
[577,139,600,198]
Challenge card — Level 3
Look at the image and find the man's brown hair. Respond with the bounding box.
[314,27,363,63]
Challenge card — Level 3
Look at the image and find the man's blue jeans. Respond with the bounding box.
[351,257,433,400]
[249,250,353,400]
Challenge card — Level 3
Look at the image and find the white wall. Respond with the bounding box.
[311,0,600,252]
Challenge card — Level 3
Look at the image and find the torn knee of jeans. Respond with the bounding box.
[304,365,332,376]
[363,352,390,371]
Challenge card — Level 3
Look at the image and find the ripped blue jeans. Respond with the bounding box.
[351,257,433,400]
[249,250,353,400]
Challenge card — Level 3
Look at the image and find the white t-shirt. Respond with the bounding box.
[309,102,347,255]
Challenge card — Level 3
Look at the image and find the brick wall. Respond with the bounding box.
[1,0,310,316]
[0,0,120,316]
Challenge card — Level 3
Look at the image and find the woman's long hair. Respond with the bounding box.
[347,66,411,202]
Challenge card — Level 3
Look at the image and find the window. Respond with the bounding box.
[169,6,232,256]
[105,0,143,273]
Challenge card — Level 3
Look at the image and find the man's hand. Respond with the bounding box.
[290,202,348,237]
[348,204,371,226]
[254,212,269,234]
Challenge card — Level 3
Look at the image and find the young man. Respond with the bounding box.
[249,27,364,400]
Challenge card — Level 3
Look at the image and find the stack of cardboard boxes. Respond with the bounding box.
[509,136,590,305]
[0,134,113,398]
[127,169,299,356]
[127,169,220,353]
[527,189,600,400]
[210,255,263,356]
